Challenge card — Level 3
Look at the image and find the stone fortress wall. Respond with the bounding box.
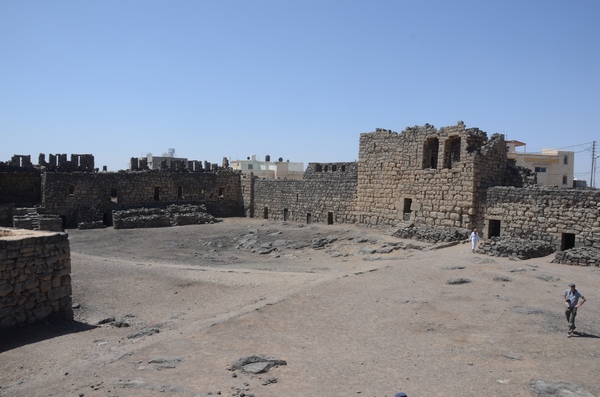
[1,121,597,255]
[355,122,509,230]
[248,162,358,224]
[486,186,600,249]
[41,170,243,228]
[0,229,72,328]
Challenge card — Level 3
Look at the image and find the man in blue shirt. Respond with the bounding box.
[564,283,586,337]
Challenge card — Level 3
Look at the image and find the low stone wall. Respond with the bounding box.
[0,229,72,328]
[551,247,600,267]
[112,204,216,229]
[477,236,556,259]
[391,223,471,244]
[486,186,600,248]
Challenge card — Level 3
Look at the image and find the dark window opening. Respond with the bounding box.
[341,165,346,171]
[488,219,501,238]
[327,212,333,225]
[283,208,289,221]
[263,207,268,219]
[315,164,322,172]
[218,187,224,197]
[403,198,412,221]
[324,165,328,172]
[423,138,439,169]
[110,188,118,203]
[444,136,461,169]
[178,186,183,199]
[562,175,568,185]
[306,213,312,224]
[534,167,547,173]
[332,165,337,171]
[69,185,75,195]
[296,194,299,202]
[561,233,575,251]
[154,187,160,201]
[564,156,568,165]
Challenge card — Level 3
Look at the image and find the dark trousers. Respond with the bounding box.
[565,307,577,331]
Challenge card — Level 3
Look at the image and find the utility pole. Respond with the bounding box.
[591,141,596,188]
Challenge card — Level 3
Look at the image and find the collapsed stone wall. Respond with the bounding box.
[249,162,358,224]
[0,230,72,329]
[42,170,243,228]
[551,247,600,266]
[355,122,508,229]
[485,186,600,249]
[477,236,556,259]
[112,204,216,229]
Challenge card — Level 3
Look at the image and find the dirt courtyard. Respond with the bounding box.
[1,218,599,397]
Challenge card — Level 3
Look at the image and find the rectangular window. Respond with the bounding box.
[218,188,224,197]
[69,185,75,195]
[534,167,547,173]
[154,187,160,201]
[563,175,568,185]
[111,188,118,203]
[564,156,568,165]
[178,186,183,199]
[247,164,253,170]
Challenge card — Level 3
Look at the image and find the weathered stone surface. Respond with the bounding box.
[0,230,72,329]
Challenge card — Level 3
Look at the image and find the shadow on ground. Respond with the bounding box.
[0,321,97,353]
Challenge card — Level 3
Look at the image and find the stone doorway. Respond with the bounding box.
[488,219,501,238]
[403,198,412,221]
[561,233,575,251]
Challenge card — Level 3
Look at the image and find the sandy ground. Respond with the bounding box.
[1,218,599,397]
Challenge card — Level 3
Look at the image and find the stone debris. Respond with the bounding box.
[230,355,287,374]
[113,204,216,229]
[446,278,471,285]
[126,327,160,339]
[477,236,555,259]
[391,224,471,244]
[529,379,597,397]
[493,275,512,282]
[551,247,600,267]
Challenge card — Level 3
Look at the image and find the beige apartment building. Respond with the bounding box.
[507,140,574,187]
[230,154,304,180]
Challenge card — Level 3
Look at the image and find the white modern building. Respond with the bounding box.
[507,140,574,188]
[231,155,304,180]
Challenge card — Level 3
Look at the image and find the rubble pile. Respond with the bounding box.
[477,236,555,259]
[551,247,600,267]
[391,223,471,244]
[113,204,216,229]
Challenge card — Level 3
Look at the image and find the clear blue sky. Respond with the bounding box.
[1,1,598,181]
